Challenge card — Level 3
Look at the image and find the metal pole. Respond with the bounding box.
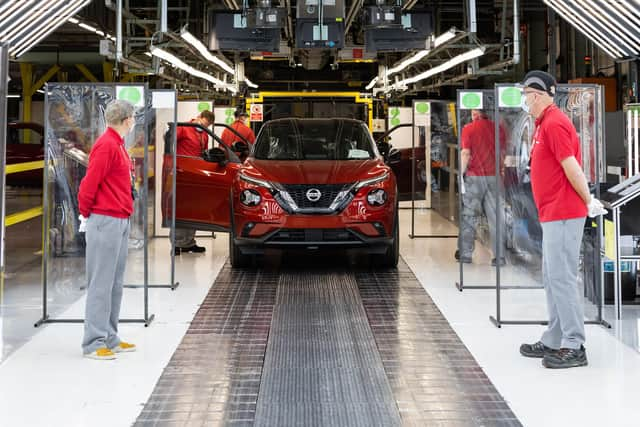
[494,89,502,326]
[0,44,8,306]
[143,85,149,322]
[160,0,167,33]
[38,84,51,326]
[116,0,123,64]
[410,107,416,237]
[614,207,621,320]
[457,93,464,291]
[171,100,177,289]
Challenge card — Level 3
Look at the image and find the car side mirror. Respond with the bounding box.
[388,148,401,164]
[231,140,249,153]
[203,147,227,165]
[377,141,391,158]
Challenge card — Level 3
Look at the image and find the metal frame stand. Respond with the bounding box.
[36,83,156,328]
[126,89,179,291]
[0,44,8,304]
[487,84,609,329]
[408,100,458,239]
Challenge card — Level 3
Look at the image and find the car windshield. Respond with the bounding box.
[253,120,376,161]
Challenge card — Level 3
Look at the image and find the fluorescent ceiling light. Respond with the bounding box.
[573,0,640,54]
[67,17,79,24]
[150,46,237,93]
[0,0,37,41]
[365,77,378,90]
[390,47,485,91]
[180,29,235,75]
[78,22,97,32]
[0,0,33,27]
[386,27,459,78]
[544,0,625,58]
[244,78,258,89]
[144,52,152,57]
[6,94,20,98]
[11,0,90,57]
[1,0,61,42]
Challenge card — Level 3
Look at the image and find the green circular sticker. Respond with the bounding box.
[415,102,429,114]
[118,87,142,105]
[197,102,210,112]
[225,108,235,125]
[461,93,481,109]
[500,87,522,107]
[390,107,401,127]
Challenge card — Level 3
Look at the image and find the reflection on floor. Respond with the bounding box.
[0,199,639,426]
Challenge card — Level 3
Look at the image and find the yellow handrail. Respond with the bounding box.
[6,206,43,227]
[6,160,44,175]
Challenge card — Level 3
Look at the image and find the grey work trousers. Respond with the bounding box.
[540,217,586,350]
[173,227,196,248]
[460,175,504,259]
[82,214,130,354]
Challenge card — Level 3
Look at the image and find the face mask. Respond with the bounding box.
[521,94,534,114]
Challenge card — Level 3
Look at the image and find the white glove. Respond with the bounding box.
[587,196,607,218]
[78,215,88,233]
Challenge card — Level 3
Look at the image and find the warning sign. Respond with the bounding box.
[250,104,263,122]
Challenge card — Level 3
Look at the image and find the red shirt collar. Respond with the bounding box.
[535,104,557,127]
[105,127,125,145]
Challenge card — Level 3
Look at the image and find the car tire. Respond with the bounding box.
[375,210,399,268]
[229,231,250,268]
[229,193,251,268]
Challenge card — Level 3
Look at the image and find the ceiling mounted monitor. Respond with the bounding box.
[208,12,280,52]
[246,7,286,29]
[363,5,402,28]
[364,12,433,52]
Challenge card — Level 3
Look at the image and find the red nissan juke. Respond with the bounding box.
[163,118,399,268]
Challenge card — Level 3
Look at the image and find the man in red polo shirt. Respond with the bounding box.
[221,108,255,147]
[458,103,506,266]
[517,71,606,369]
[174,110,215,255]
[78,100,137,360]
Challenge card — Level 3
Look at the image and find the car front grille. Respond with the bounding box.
[281,183,352,210]
[268,228,359,243]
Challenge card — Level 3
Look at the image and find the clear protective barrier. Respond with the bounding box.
[456,90,502,289]
[428,100,458,223]
[491,83,606,325]
[42,83,150,323]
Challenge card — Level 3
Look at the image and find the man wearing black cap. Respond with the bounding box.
[517,70,606,369]
[221,107,256,147]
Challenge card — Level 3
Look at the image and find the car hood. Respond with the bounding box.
[245,159,387,185]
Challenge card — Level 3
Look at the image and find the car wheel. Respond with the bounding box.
[229,230,250,268]
[375,210,399,268]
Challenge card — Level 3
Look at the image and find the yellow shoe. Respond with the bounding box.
[84,347,116,360]
[111,341,136,353]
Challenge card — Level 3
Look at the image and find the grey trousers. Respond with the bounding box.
[82,214,130,354]
[460,175,504,258]
[173,228,196,248]
[540,217,586,350]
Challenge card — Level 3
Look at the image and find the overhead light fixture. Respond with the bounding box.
[6,94,20,98]
[0,0,62,42]
[390,47,486,91]
[244,78,258,89]
[365,77,378,90]
[180,29,235,75]
[386,27,459,78]
[150,46,237,93]
[10,0,91,57]
[67,17,79,24]
[0,0,33,28]
[144,52,152,57]
[544,0,625,58]
[576,0,640,53]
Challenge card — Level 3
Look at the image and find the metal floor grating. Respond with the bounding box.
[135,257,521,427]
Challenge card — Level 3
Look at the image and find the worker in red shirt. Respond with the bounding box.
[517,71,606,369]
[458,104,506,266]
[77,100,138,360]
[221,108,256,147]
[174,110,215,255]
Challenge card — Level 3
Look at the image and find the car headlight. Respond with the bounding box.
[240,189,262,206]
[355,172,389,191]
[367,189,387,206]
[239,172,273,190]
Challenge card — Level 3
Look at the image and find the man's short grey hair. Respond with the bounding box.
[105,99,135,126]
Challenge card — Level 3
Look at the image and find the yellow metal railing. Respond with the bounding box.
[5,160,45,227]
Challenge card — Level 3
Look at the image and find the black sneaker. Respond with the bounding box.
[491,257,506,266]
[542,346,588,369]
[180,244,206,253]
[520,341,556,358]
[173,247,181,256]
[454,249,460,260]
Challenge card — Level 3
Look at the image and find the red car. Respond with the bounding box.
[162,118,399,268]
[6,122,45,187]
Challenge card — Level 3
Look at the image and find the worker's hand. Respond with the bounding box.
[587,196,607,218]
[78,215,88,233]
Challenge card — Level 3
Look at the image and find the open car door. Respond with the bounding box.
[161,123,244,232]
